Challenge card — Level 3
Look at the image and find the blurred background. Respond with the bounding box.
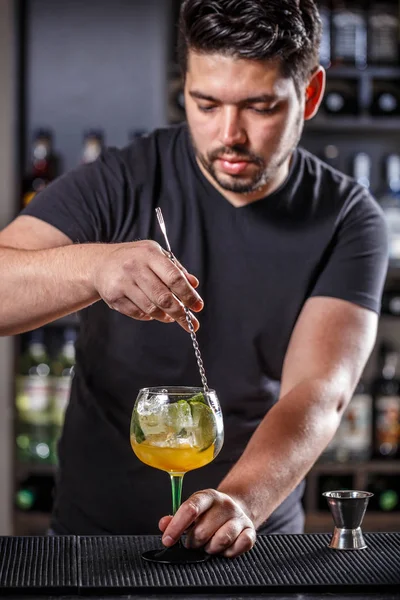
[1,0,400,536]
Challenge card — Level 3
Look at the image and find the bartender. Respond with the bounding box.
[0,0,388,558]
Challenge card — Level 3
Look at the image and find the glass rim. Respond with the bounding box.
[322,490,373,499]
[139,386,216,395]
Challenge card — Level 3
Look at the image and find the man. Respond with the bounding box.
[0,0,387,558]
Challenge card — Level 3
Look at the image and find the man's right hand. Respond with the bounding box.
[93,240,204,332]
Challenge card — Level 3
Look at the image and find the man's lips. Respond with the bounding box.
[216,157,252,175]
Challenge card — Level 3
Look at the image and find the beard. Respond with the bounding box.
[188,114,304,195]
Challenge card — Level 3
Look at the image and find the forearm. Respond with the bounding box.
[0,243,112,335]
[218,379,345,528]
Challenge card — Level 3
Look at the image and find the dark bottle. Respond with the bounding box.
[15,474,55,513]
[22,129,56,208]
[382,291,400,316]
[352,151,371,190]
[318,0,332,68]
[331,0,368,68]
[371,342,400,459]
[167,75,186,124]
[322,79,359,116]
[81,130,104,164]
[370,81,400,117]
[320,144,341,170]
[368,1,400,66]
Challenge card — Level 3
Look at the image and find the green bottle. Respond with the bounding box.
[15,329,53,464]
[50,328,77,462]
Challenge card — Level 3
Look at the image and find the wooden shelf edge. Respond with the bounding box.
[305,511,400,533]
[305,117,400,132]
[310,461,400,474]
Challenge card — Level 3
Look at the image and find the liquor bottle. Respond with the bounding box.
[331,0,368,68]
[334,380,373,462]
[318,0,332,68]
[382,291,400,316]
[51,327,76,430]
[81,130,103,164]
[370,81,400,117]
[320,144,341,170]
[15,474,55,513]
[15,330,54,465]
[378,154,400,263]
[22,129,56,208]
[368,1,400,66]
[371,342,400,459]
[322,80,359,116]
[368,474,400,512]
[352,151,371,189]
[167,75,186,124]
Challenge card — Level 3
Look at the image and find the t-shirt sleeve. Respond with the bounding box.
[20,148,126,244]
[310,189,389,315]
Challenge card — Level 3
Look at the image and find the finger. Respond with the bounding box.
[151,256,204,313]
[147,242,199,289]
[167,255,200,289]
[162,490,216,547]
[138,271,201,332]
[202,520,243,555]
[222,528,256,558]
[185,497,245,550]
[158,515,173,533]
[107,296,155,321]
[186,273,200,289]
[123,284,175,324]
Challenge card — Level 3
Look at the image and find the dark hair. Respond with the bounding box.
[177,0,322,93]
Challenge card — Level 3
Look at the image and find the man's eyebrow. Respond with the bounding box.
[189,91,277,103]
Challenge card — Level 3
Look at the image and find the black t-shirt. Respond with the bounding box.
[22,124,388,535]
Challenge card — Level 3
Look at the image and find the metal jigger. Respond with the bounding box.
[323,490,373,551]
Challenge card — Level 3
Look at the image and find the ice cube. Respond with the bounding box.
[165,400,193,431]
[137,393,168,416]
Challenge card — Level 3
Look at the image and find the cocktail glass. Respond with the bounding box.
[130,386,224,564]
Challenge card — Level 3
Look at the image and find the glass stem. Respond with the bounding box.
[170,473,184,515]
[170,473,184,549]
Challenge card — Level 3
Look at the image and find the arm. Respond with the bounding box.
[159,296,377,556]
[217,296,377,526]
[0,216,203,336]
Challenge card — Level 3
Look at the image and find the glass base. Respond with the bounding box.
[142,545,210,564]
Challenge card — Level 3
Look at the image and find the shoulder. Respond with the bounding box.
[296,146,361,198]
[295,146,385,224]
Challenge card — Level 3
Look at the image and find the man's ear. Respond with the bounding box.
[304,66,326,120]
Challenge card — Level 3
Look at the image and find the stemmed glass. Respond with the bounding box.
[130,386,224,563]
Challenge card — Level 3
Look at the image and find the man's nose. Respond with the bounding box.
[220,107,247,147]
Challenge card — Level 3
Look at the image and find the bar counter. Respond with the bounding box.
[0,533,398,598]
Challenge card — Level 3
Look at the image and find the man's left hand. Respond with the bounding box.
[158,489,256,558]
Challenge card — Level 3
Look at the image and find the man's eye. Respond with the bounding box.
[198,105,216,113]
[249,106,277,115]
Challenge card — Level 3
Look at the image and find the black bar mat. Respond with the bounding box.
[0,536,78,594]
[78,533,400,595]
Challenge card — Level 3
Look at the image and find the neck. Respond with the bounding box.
[196,155,293,207]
